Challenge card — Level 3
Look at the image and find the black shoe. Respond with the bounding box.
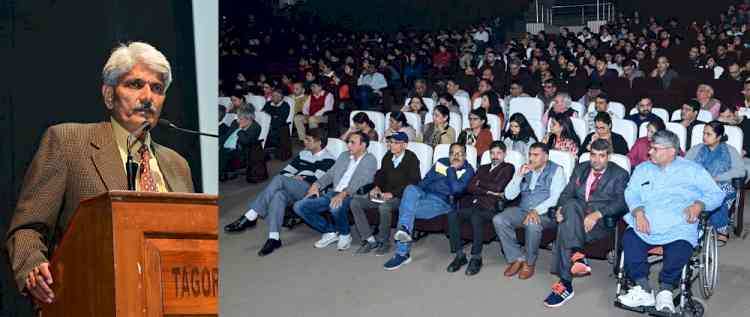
[223,216,257,233]
[465,257,482,276]
[258,239,282,256]
[446,254,468,273]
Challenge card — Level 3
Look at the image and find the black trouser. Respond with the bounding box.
[447,206,496,257]
[552,199,610,282]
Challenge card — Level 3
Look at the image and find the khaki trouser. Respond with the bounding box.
[293,114,327,141]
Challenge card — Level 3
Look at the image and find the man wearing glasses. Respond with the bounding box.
[349,132,421,256]
[617,130,723,314]
[384,143,475,270]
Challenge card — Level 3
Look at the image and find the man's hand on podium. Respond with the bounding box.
[25,262,55,304]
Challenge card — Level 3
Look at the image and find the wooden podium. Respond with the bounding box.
[40,190,218,317]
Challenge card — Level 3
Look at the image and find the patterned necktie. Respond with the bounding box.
[587,171,603,201]
[138,144,158,192]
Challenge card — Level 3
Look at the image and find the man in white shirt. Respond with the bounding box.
[293,132,378,251]
[356,63,388,110]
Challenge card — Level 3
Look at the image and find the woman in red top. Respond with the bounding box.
[628,118,666,168]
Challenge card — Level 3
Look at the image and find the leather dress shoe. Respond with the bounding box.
[446,254,468,273]
[224,216,257,233]
[465,257,482,276]
[258,239,282,256]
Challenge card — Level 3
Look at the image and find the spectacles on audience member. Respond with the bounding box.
[469,116,480,121]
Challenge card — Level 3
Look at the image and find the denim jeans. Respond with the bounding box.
[293,191,352,235]
[395,185,452,256]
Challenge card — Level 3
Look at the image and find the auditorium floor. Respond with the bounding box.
[219,150,750,317]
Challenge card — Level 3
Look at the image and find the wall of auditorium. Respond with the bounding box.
[0,1,200,316]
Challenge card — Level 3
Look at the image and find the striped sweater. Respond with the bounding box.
[279,149,336,184]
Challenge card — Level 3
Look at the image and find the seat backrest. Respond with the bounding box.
[690,124,705,151]
[588,102,625,119]
[425,112,462,142]
[325,138,348,159]
[579,152,631,173]
[570,101,585,116]
[254,111,272,148]
[548,149,575,181]
[351,110,386,141]
[628,107,669,123]
[665,122,687,151]
[433,144,477,170]
[386,112,423,139]
[367,142,388,169]
[528,119,546,141]
[283,96,295,124]
[509,97,544,121]
[406,142,433,178]
[218,97,231,107]
[455,95,471,114]
[725,125,744,154]
[638,121,648,138]
[481,149,525,171]
[486,113,501,140]
[247,94,266,111]
[671,109,713,122]
[570,117,588,142]
[404,97,436,113]
[612,118,638,149]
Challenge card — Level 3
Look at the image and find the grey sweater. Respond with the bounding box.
[315,151,378,195]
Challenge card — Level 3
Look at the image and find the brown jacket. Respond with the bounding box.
[459,162,515,211]
[6,121,194,291]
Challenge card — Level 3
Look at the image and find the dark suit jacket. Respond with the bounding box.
[557,161,629,219]
[460,162,515,211]
[6,121,194,290]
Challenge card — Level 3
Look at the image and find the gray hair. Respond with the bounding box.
[102,42,172,91]
[652,130,680,150]
[554,92,572,108]
[237,108,254,121]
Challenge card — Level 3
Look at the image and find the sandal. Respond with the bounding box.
[717,233,728,247]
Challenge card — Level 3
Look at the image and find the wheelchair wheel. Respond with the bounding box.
[683,297,705,317]
[698,227,719,299]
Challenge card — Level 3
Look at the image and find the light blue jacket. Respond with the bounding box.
[624,157,725,246]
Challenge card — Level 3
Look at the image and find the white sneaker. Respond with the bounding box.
[337,234,352,251]
[314,232,339,248]
[655,290,676,313]
[618,286,655,308]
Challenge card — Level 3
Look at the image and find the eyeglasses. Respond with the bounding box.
[469,117,481,121]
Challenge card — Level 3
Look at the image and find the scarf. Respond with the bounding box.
[695,143,731,181]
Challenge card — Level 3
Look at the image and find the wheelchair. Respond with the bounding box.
[612,213,719,317]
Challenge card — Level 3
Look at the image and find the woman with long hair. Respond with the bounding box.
[543,112,581,158]
[502,113,538,157]
[342,112,379,142]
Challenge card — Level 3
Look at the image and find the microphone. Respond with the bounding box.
[159,119,218,138]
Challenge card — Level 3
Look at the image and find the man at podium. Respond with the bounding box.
[5,42,194,306]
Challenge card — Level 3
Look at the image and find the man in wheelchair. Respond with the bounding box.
[617,130,725,314]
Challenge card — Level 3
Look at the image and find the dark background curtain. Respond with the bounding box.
[0,1,200,315]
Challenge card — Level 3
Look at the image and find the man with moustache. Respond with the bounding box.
[625,96,661,128]
[543,139,629,307]
[384,143,475,270]
[6,42,194,306]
